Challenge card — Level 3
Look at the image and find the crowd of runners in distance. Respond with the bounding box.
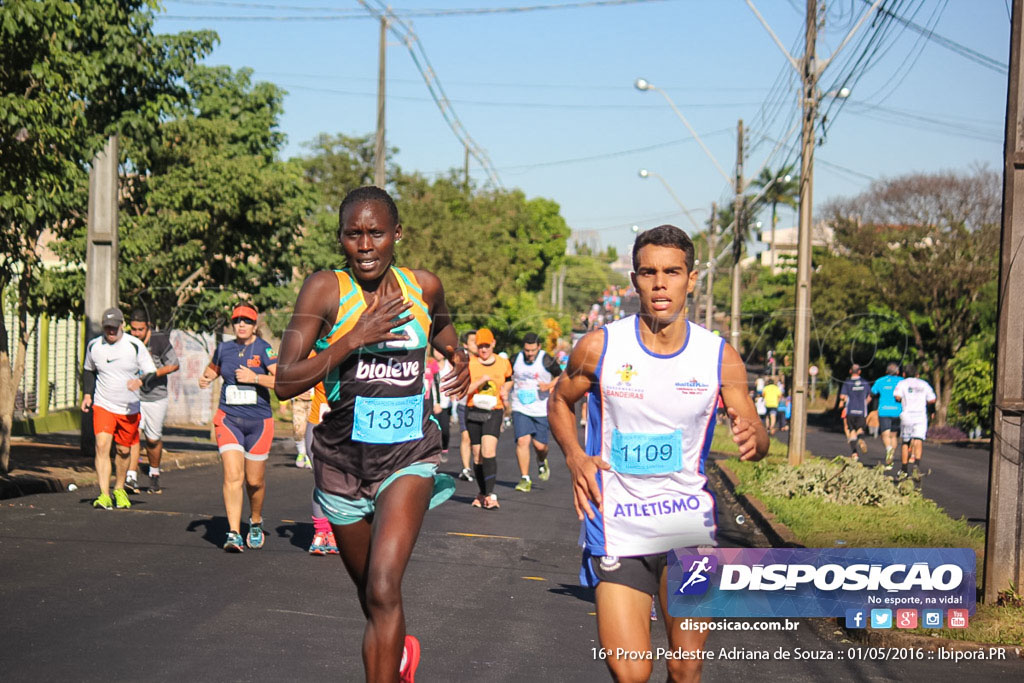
[81,185,778,682]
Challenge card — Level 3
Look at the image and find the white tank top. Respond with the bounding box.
[581,315,724,558]
[510,350,554,417]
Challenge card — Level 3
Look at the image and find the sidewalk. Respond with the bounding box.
[1,424,226,499]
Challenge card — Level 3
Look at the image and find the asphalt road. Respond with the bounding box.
[0,424,1018,682]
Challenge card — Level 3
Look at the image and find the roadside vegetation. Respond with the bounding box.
[712,432,1022,646]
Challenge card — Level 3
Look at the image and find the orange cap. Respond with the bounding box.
[232,305,258,320]
[476,328,495,346]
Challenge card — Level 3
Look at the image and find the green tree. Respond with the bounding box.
[0,0,215,471]
[825,169,1000,425]
[52,66,315,334]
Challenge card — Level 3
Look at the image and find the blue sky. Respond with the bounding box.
[157,1,1010,255]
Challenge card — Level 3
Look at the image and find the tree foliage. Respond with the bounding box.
[50,65,315,333]
[0,0,215,471]
[824,168,1000,425]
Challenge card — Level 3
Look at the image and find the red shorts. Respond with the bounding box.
[92,405,141,448]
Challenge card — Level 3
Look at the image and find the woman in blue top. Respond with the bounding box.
[199,304,278,552]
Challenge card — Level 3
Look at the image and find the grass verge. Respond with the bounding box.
[710,430,1022,647]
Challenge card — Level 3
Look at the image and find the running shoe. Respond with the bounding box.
[113,489,132,509]
[471,494,485,508]
[148,474,162,494]
[857,438,867,455]
[514,477,532,493]
[483,494,500,510]
[295,453,312,469]
[92,493,113,510]
[247,521,265,549]
[309,531,339,555]
[224,531,245,553]
[399,635,421,683]
[537,460,550,482]
[458,468,474,482]
[124,478,140,495]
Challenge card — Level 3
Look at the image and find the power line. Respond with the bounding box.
[164,0,675,21]
[859,0,1008,74]
[277,83,762,109]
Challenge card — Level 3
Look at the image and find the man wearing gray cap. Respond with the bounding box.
[81,308,157,510]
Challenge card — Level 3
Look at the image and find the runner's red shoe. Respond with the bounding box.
[399,635,420,682]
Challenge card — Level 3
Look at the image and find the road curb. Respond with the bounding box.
[707,455,1023,658]
[0,450,222,501]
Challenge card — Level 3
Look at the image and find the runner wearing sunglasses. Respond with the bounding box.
[199,304,278,552]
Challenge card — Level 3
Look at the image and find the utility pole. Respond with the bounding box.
[374,16,387,188]
[984,0,1024,605]
[788,0,818,466]
[706,202,717,330]
[690,242,702,322]
[730,120,744,353]
[82,135,120,458]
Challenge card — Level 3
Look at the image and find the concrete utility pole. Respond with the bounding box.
[788,0,819,467]
[730,120,744,353]
[374,16,387,188]
[984,0,1024,605]
[82,134,120,458]
[85,136,120,341]
[706,202,717,330]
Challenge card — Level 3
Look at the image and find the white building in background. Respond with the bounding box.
[758,222,836,273]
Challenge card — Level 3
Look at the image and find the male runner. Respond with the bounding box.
[871,362,903,470]
[839,364,871,461]
[127,310,179,493]
[510,332,562,492]
[893,364,936,481]
[82,308,157,510]
[549,225,768,682]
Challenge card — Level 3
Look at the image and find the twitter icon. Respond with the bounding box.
[870,609,892,629]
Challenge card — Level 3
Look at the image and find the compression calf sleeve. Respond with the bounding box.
[481,457,497,496]
[474,462,486,495]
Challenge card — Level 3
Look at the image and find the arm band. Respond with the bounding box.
[82,369,96,395]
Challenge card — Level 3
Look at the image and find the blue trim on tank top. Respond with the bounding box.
[633,316,689,359]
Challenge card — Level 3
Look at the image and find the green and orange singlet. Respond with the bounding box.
[310,267,442,488]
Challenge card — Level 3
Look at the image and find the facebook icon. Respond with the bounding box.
[845,609,867,629]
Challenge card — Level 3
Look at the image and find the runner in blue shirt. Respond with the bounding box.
[199,304,278,552]
[871,362,903,470]
[839,364,871,461]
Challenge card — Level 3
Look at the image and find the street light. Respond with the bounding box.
[637,169,704,233]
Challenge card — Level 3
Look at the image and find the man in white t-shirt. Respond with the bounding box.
[510,332,562,492]
[81,308,157,510]
[893,363,936,481]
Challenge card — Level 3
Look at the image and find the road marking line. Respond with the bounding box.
[268,608,352,621]
[447,532,520,540]
[521,576,547,581]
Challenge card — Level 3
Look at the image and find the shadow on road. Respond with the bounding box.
[547,582,595,604]
[186,516,231,547]
[274,520,314,550]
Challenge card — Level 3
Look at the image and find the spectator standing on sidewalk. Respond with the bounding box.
[126,310,179,494]
[839,364,871,462]
[82,308,157,510]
